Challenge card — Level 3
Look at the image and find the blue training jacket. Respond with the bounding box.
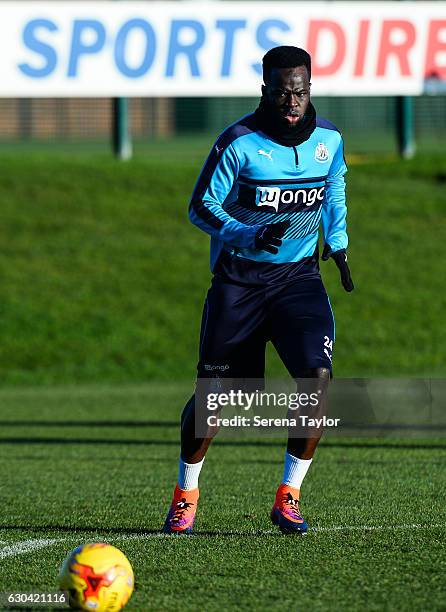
[189,112,348,283]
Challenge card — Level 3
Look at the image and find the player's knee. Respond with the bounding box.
[314,367,331,381]
[301,367,331,380]
[299,367,330,397]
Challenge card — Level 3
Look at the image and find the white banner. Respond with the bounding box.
[0,1,445,97]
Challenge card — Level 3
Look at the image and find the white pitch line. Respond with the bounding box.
[0,523,445,560]
[310,523,446,533]
[0,538,65,560]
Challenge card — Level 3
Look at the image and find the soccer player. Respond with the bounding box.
[163,46,354,535]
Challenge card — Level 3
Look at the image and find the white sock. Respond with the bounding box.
[282,452,312,490]
[178,456,205,490]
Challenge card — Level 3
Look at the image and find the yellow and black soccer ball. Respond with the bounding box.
[59,543,134,611]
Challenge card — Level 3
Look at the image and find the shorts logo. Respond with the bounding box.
[256,186,325,211]
[315,142,329,163]
[204,364,230,372]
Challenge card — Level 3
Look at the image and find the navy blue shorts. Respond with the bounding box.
[197,276,335,379]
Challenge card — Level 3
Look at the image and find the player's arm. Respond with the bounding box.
[189,141,285,252]
[321,136,354,292]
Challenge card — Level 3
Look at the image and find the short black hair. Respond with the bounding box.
[262,46,311,83]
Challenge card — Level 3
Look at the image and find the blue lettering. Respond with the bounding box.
[216,20,246,77]
[253,20,291,76]
[166,20,205,77]
[68,20,106,78]
[115,19,156,78]
[18,19,58,78]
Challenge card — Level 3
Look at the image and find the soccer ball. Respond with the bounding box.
[59,543,134,611]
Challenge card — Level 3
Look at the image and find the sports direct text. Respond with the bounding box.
[1,2,445,96]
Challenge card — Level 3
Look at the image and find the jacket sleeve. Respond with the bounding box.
[188,141,262,248]
[321,135,349,251]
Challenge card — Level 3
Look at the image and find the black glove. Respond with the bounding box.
[322,244,354,292]
[254,221,290,254]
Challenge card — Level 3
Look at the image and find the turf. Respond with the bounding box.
[0,146,445,610]
[0,151,445,385]
[0,385,445,611]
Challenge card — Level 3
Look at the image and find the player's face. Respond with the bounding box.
[262,66,311,128]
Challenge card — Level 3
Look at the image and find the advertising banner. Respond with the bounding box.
[0,1,445,96]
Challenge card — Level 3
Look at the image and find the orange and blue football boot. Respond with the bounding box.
[163,485,199,534]
[271,484,308,534]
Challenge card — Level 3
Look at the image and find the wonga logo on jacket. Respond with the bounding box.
[256,186,325,212]
[256,187,281,211]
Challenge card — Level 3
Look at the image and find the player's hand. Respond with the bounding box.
[254,221,290,254]
[322,244,354,292]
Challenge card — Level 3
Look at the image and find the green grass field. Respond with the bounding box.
[0,149,445,384]
[0,385,445,611]
[0,148,445,610]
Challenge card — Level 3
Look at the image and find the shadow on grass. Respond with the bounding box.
[0,524,162,535]
[0,437,445,449]
[0,420,178,428]
[0,524,279,538]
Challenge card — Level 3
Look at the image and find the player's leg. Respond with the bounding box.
[269,278,335,534]
[162,395,206,535]
[286,366,331,459]
[181,276,267,462]
[164,277,267,533]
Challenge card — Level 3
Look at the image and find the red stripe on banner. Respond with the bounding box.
[307,20,346,76]
[425,20,446,79]
[354,20,370,77]
[377,20,416,77]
